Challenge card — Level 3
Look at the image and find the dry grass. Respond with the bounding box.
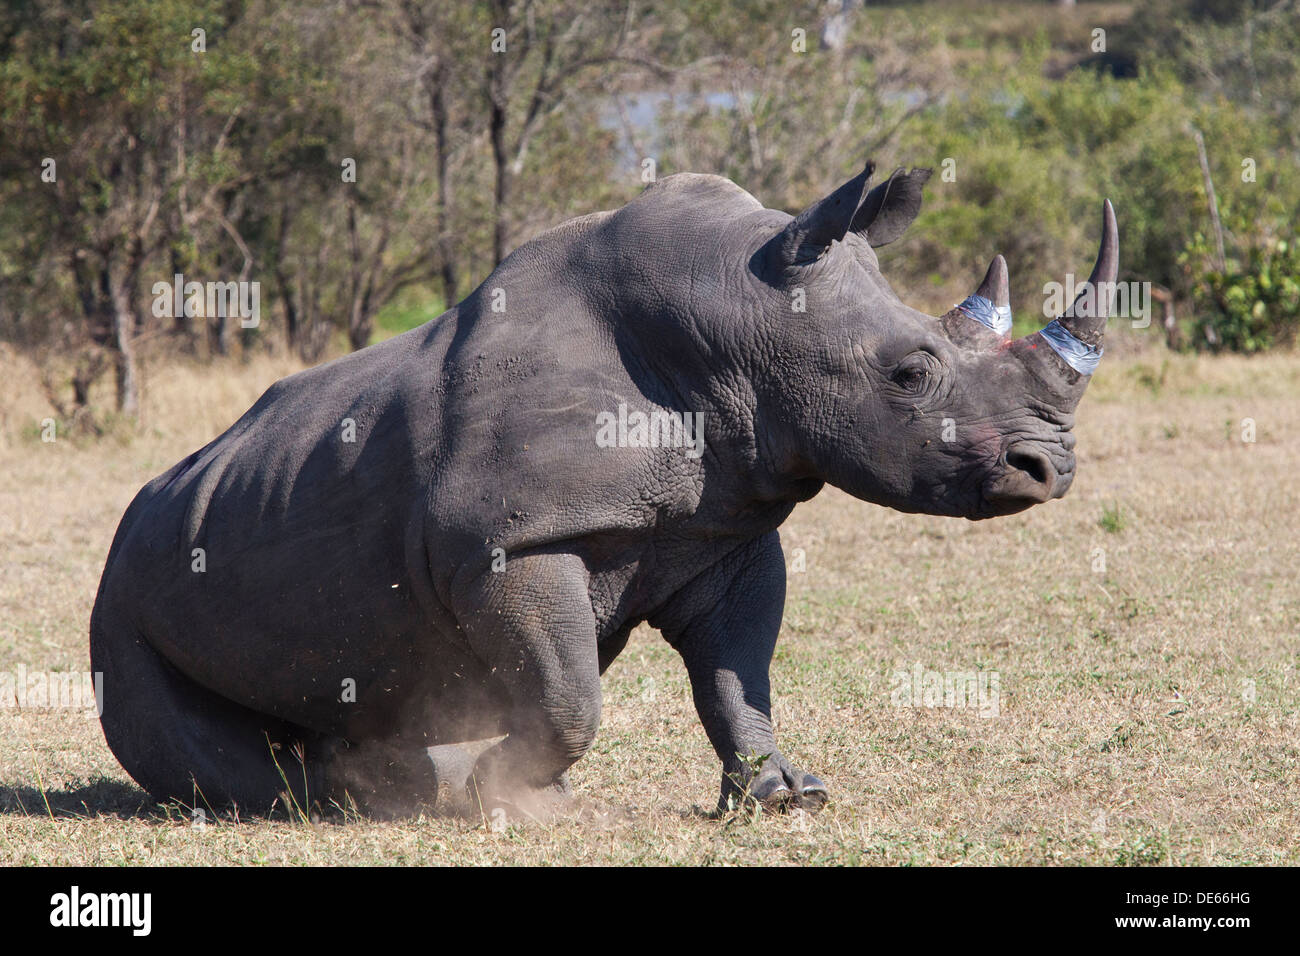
[1,343,1297,865]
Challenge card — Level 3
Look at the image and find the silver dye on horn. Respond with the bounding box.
[1039,319,1102,375]
[956,295,1012,336]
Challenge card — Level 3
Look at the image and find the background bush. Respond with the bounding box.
[0,0,1296,424]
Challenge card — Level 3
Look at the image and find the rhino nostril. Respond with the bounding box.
[1006,445,1055,487]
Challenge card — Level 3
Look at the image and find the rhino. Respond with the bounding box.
[90,160,1118,817]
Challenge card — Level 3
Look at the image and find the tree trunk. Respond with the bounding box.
[1190,126,1226,272]
[488,0,513,266]
[72,366,94,408]
[348,287,374,352]
[490,92,510,267]
[281,292,299,351]
[109,281,140,415]
[170,246,194,345]
[1152,285,1181,350]
[209,306,231,357]
[488,5,512,270]
[275,211,299,350]
[429,64,459,305]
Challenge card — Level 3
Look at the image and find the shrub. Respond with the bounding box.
[1184,236,1300,353]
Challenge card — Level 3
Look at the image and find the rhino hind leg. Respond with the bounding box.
[91,603,328,817]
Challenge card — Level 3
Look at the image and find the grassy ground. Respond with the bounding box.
[1,343,1296,865]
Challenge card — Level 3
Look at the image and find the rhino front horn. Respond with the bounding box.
[1033,200,1118,375]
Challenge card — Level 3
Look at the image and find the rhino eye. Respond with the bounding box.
[895,366,927,389]
[892,358,933,391]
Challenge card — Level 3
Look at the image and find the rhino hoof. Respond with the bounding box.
[747,772,830,814]
[796,774,829,812]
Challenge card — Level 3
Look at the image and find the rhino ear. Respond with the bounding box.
[764,161,876,269]
[851,166,932,247]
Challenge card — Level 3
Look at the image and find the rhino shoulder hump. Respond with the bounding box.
[642,172,761,208]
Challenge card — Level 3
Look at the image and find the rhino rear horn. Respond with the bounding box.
[953,254,1012,337]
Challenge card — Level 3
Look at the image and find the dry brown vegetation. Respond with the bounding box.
[1,342,1297,865]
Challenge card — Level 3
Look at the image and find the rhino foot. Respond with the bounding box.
[722,760,829,815]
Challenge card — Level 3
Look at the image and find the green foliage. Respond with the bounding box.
[1098,502,1126,534]
[1113,832,1168,866]
[1185,237,1300,353]
[3,0,1300,421]
[372,291,446,344]
[894,56,1257,332]
[878,4,1300,351]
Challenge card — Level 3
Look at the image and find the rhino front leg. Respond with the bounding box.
[453,551,601,817]
[655,532,828,814]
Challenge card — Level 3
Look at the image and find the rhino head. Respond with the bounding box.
[745,161,1118,520]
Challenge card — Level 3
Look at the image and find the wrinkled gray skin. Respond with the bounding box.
[91,161,1118,817]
